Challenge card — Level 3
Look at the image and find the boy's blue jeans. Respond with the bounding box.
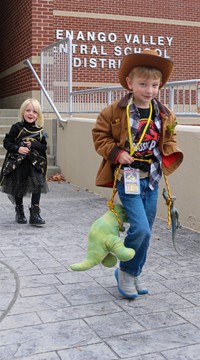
[117,178,159,277]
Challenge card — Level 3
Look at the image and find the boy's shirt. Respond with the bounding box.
[125,99,162,189]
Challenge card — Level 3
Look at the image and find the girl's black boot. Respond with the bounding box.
[29,205,45,226]
[15,205,27,224]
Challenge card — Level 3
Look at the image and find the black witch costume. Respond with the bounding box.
[0,119,49,203]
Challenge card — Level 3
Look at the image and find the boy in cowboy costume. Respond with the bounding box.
[92,49,183,299]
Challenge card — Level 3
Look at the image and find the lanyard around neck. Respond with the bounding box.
[126,97,153,157]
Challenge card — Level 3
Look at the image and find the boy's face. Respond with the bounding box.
[126,74,161,108]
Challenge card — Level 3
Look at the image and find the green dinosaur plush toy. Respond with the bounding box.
[70,204,135,271]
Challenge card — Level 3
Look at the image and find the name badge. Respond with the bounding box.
[123,167,140,194]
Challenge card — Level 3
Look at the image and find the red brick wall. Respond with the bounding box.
[54,0,199,83]
[32,0,54,56]
[55,0,199,21]
[0,0,32,72]
[0,0,199,101]
[54,18,199,84]
[0,0,54,99]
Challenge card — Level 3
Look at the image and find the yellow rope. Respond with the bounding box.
[107,98,152,230]
[128,101,153,157]
[107,163,124,230]
[163,173,172,229]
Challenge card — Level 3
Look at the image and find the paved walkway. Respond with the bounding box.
[0,181,200,360]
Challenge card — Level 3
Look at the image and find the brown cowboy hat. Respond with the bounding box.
[119,49,174,90]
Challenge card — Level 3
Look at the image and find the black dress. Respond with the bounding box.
[0,119,49,202]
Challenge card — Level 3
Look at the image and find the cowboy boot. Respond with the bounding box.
[29,205,45,226]
[15,205,27,224]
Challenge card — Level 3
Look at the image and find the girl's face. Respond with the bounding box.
[23,102,38,123]
[126,75,161,108]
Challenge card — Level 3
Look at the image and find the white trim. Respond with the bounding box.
[53,10,200,27]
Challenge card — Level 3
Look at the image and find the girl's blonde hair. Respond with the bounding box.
[128,66,162,82]
[19,98,44,127]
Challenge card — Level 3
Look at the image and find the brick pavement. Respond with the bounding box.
[0,181,200,360]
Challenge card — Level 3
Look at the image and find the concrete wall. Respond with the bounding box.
[45,117,200,232]
[157,125,200,231]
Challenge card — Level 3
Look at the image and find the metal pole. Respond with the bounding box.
[108,90,112,105]
[40,51,44,110]
[197,81,200,113]
[168,85,174,111]
[68,37,73,114]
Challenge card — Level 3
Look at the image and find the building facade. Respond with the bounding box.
[0,0,199,108]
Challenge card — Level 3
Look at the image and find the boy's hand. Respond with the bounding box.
[118,151,134,165]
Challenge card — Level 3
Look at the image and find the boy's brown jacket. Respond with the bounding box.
[92,94,183,187]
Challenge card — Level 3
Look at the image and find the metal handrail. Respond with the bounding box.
[40,37,73,116]
[23,59,67,126]
[71,79,200,117]
[24,56,200,119]
[24,36,200,120]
